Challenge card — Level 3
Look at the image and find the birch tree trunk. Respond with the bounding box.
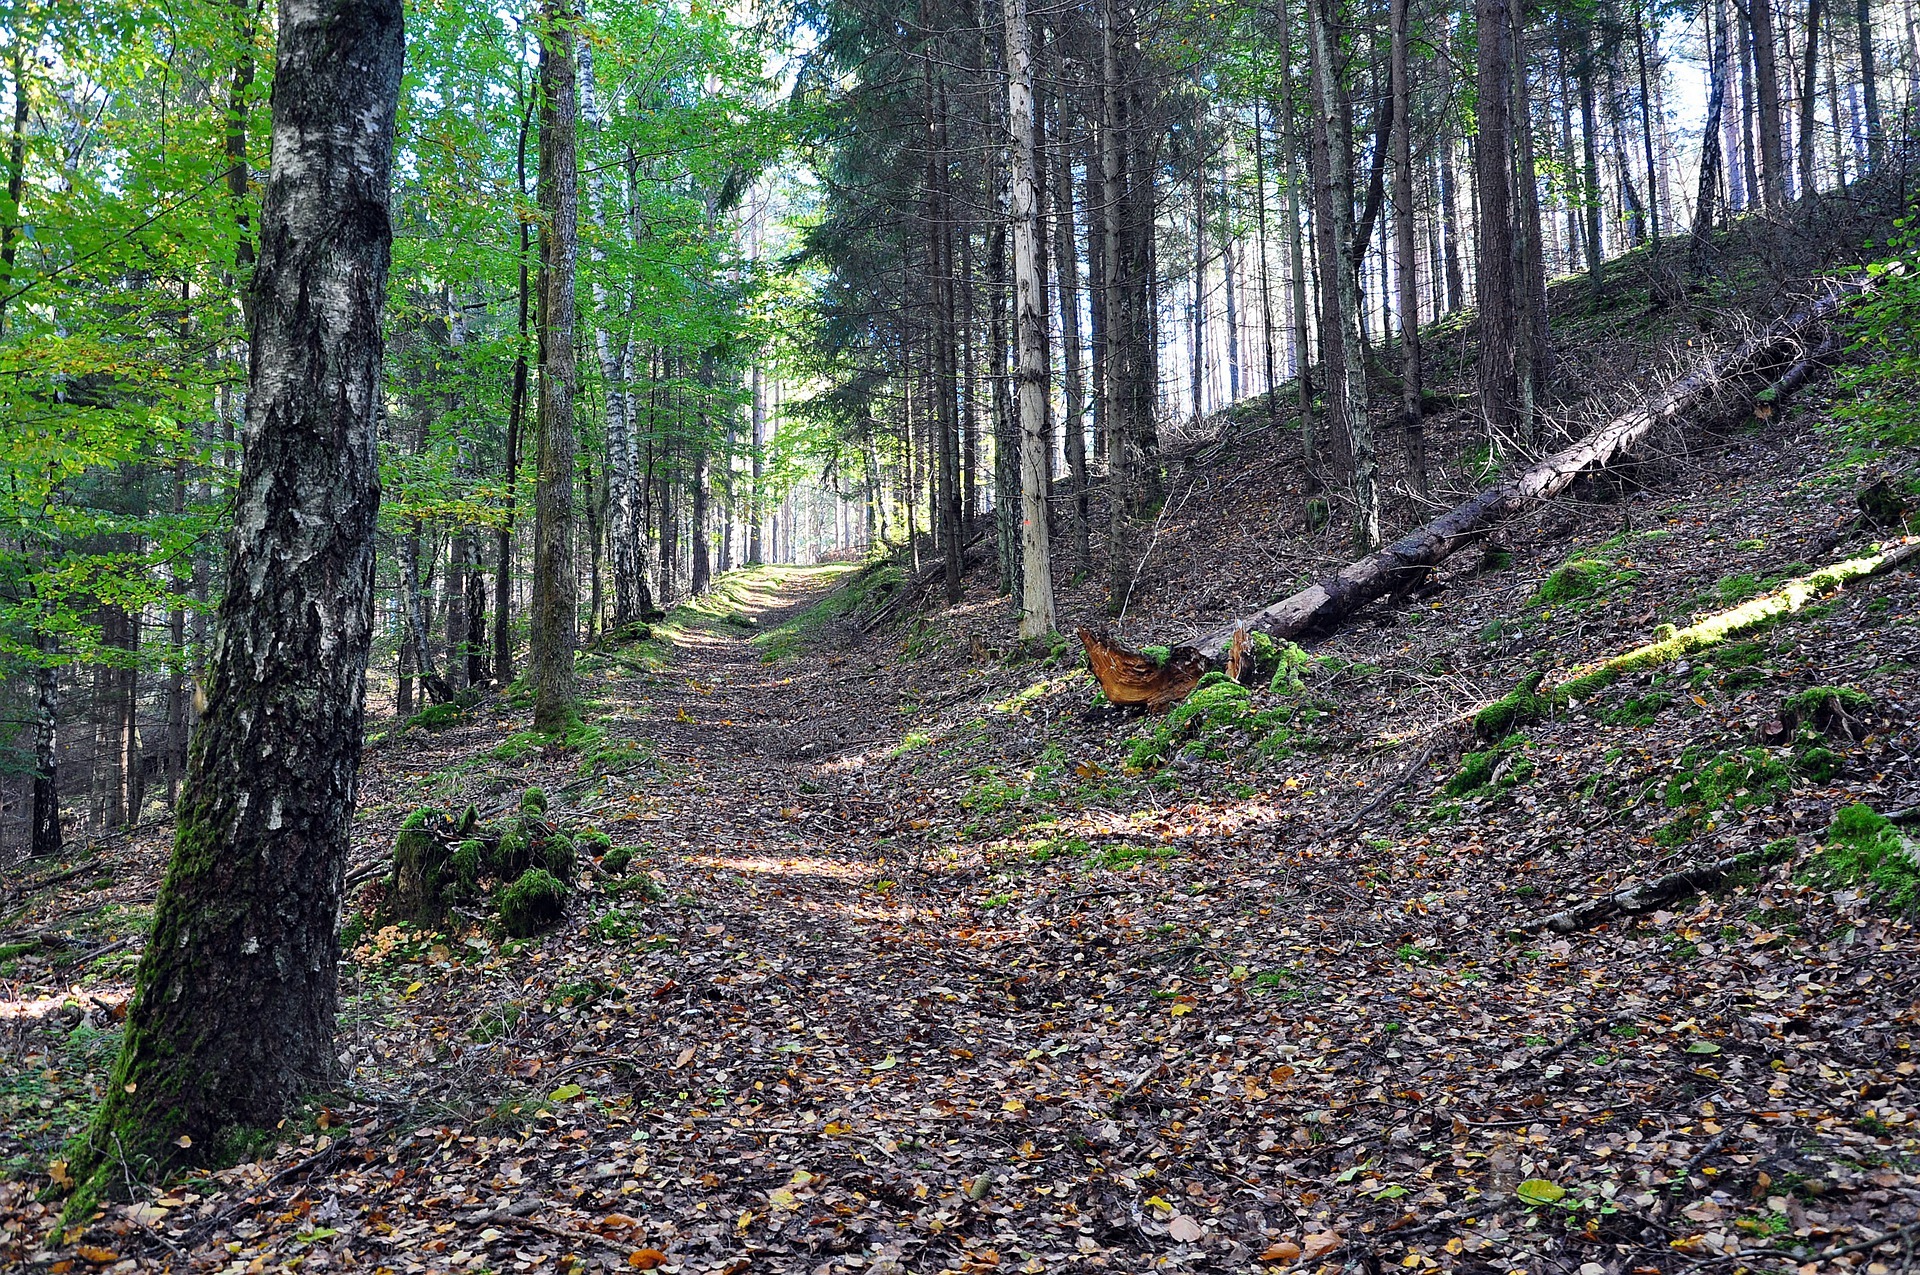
[69,0,402,1194]
[1006,0,1056,639]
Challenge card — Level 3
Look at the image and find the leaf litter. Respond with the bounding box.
[1,401,1916,1274]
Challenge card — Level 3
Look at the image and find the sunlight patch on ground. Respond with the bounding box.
[694,852,874,882]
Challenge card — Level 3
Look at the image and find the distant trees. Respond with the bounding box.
[789,0,1909,637]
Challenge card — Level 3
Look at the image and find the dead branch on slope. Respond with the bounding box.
[1087,281,1868,708]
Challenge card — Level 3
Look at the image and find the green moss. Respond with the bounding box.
[540,833,577,884]
[1137,645,1172,667]
[600,844,634,876]
[1781,685,1873,721]
[1600,692,1671,727]
[520,786,548,815]
[1802,804,1918,912]
[1532,557,1641,606]
[450,840,485,893]
[1664,746,1791,817]
[1445,739,1534,798]
[496,868,569,937]
[1474,671,1547,740]
[575,828,612,856]
[406,702,463,732]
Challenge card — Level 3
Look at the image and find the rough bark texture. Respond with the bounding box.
[531,0,580,734]
[1475,0,1520,436]
[1006,0,1056,640]
[1748,0,1789,209]
[1082,283,1865,710]
[1308,0,1376,552]
[70,0,401,1194]
[1390,0,1426,498]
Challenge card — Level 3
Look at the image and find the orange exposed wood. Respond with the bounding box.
[1077,628,1211,712]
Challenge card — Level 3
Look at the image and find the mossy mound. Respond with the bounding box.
[1530,557,1641,606]
[497,869,569,937]
[600,843,635,876]
[1474,671,1547,740]
[372,787,600,938]
[1802,804,1918,912]
[1779,686,1875,740]
[406,702,464,732]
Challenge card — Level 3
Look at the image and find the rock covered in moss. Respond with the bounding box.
[600,843,634,876]
[520,786,548,815]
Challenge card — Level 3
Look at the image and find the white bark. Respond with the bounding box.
[1005,0,1056,640]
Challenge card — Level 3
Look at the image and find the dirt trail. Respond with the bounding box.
[3,560,1916,1274]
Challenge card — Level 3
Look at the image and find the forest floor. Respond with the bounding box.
[3,260,1920,1274]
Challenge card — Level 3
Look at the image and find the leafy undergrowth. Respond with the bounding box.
[3,346,1918,1271]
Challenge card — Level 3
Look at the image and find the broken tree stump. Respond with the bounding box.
[1079,628,1213,712]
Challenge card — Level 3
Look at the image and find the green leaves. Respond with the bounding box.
[1516,1178,1567,1206]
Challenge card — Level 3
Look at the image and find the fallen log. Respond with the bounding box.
[1084,279,1866,706]
[1545,535,1920,708]
[1514,841,1794,936]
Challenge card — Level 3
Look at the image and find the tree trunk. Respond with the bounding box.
[1636,0,1664,247]
[495,89,532,685]
[1,37,32,318]
[1799,0,1821,198]
[531,0,580,734]
[1694,4,1730,273]
[1856,0,1882,165]
[1099,0,1132,614]
[1511,0,1550,435]
[1007,0,1056,639]
[1252,98,1279,434]
[1476,0,1521,443]
[1391,0,1427,499]
[1749,0,1790,210]
[1050,63,1090,570]
[1577,42,1604,304]
[749,360,765,565]
[1309,0,1375,552]
[70,0,401,1192]
[32,638,61,858]
[1190,139,1207,430]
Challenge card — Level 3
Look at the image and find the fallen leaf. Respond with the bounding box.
[548,1083,585,1102]
[1168,1214,1204,1243]
[73,1248,118,1266]
[1517,1178,1567,1205]
[1259,1241,1302,1263]
[673,1046,696,1068]
[1302,1231,1342,1260]
[628,1250,668,1270]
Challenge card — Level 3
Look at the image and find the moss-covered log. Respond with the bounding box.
[1549,537,1920,705]
[65,0,405,1208]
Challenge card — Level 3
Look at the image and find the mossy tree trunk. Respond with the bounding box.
[530,0,580,735]
[69,0,403,1196]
